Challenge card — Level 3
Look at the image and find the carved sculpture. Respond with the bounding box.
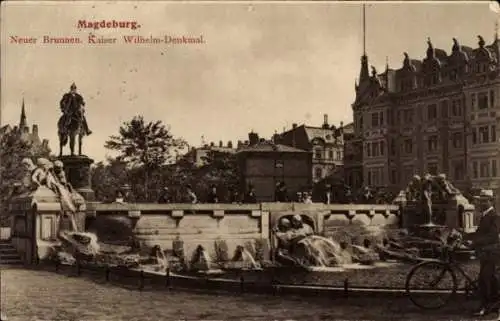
[58,83,92,156]
[478,35,485,48]
[25,158,85,232]
[405,175,422,201]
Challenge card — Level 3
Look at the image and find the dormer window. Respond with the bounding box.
[449,69,457,80]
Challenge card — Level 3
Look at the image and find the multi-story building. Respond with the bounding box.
[351,34,500,195]
[184,140,236,167]
[277,115,349,183]
[237,139,312,202]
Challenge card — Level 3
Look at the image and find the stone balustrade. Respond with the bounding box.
[87,202,401,265]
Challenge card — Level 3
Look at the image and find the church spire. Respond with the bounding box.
[19,98,27,128]
[358,4,369,85]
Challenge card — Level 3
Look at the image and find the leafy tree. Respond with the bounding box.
[91,158,129,202]
[0,129,51,225]
[104,116,187,201]
[197,150,241,202]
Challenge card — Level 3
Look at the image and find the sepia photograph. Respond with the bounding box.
[1,1,500,320]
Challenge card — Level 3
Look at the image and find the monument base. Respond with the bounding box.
[59,155,95,202]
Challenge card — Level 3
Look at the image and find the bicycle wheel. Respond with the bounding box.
[405,261,458,309]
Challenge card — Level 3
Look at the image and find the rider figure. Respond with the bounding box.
[60,83,92,136]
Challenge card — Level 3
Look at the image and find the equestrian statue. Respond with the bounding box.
[58,83,92,156]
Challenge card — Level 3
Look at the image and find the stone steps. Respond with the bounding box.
[0,240,23,265]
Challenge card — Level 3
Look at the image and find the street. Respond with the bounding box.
[0,266,492,321]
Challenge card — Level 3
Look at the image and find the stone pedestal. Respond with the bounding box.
[59,155,95,201]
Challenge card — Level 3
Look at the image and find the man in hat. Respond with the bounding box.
[207,184,218,203]
[60,83,92,136]
[471,189,500,317]
[157,186,171,204]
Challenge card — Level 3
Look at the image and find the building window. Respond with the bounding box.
[452,133,463,149]
[492,125,497,143]
[315,167,323,179]
[336,151,342,160]
[479,126,490,143]
[427,135,438,152]
[441,101,449,118]
[360,116,364,131]
[388,110,393,125]
[451,99,463,117]
[491,90,496,108]
[372,142,379,157]
[427,104,438,120]
[379,111,384,126]
[473,161,478,178]
[390,139,396,156]
[404,139,413,154]
[471,93,476,110]
[453,161,464,180]
[371,112,379,127]
[366,144,371,157]
[472,128,478,144]
[390,169,398,184]
[404,110,414,124]
[492,160,497,177]
[480,161,490,178]
[372,170,380,186]
[328,150,333,159]
[380,141,385,156]
[427,163,438,175]
[449,69,457,80]
[478,92,488,110]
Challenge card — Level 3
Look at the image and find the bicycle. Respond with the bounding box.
[405,233,498,310]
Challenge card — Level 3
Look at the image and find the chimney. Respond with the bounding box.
[210,141,215,147]
[292,123,298,129]
[244,140,249,145]
[237,140,243,148]
[259,138,265,143]
[322,114,329,129]
[32,124,38,137]
[219,140,223,147]
[42,139,49,147]
[227,141,233,148]
[248,132,259,146]
[23,126,29,133]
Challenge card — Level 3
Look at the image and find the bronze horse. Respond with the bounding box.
[58,108,86,157]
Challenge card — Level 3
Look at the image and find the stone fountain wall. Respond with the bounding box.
[88,203,270,263]
[87,202,402,263]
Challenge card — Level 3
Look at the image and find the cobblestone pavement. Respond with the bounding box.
[0,266,494,321]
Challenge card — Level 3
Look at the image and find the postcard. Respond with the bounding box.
[1,1,500,321]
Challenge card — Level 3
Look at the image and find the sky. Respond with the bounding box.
[1,1,499,162]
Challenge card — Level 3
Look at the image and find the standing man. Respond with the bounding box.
[186,184,197,204]
[60,82,92,136]
[244,184,257,203]
[472,190,500,317]
[207,184,218,203]
[157,186,171,204]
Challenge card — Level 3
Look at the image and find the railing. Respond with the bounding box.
[31,257,459,299]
